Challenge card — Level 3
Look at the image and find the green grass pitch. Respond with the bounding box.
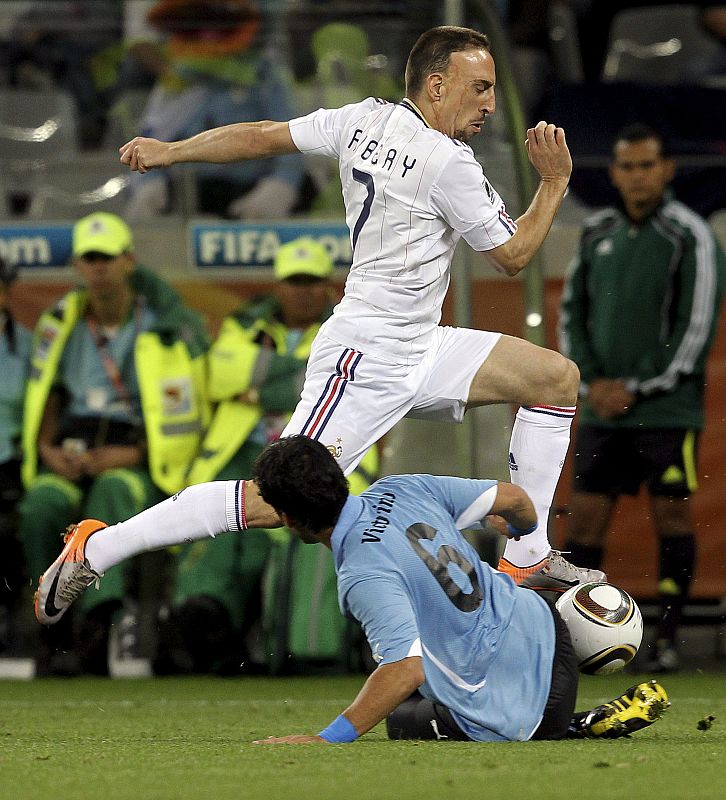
[1,672,723,800]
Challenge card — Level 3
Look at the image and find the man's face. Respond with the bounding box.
[276,274,332,328]
[609,138,675,215]
[429,48,496,143]
[73,251,135,298]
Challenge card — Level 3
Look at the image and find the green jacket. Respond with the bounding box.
[559,197,726,429]
[22,266,210,494]
[187,295,327,485]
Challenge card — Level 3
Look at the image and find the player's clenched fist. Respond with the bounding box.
[524,120,572,183]
[119,137,171,174]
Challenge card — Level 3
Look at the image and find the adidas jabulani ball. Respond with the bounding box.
[555,582,643,675]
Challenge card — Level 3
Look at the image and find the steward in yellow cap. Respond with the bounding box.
[20,212,209,675]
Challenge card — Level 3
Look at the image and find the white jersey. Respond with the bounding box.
[289,97,516,365]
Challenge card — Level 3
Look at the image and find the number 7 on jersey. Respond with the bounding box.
[352,168,375,248]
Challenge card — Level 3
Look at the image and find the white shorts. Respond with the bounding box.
[282,326,501,474]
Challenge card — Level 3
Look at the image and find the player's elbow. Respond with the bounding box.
[250,120,295,158]
[501,259,527,277]
[484,247,528,277]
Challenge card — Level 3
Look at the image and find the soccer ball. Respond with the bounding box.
[555,582,643,675]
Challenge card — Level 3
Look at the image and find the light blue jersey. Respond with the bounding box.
[330,474,556,742]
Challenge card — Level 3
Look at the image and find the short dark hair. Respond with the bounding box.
[252,435,349,534]
[613,123,669,158]
[405,25,490,97]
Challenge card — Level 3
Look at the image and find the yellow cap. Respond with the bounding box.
[274,237,333,281]
[72,212,134,258]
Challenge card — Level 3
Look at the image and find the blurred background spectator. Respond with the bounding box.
[0,1,723,219]
[0,257,32,657]
[122,0,310,221]
[19,212,209,675]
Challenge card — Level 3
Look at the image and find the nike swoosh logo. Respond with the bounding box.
[545,576,579,587]
[526,581,575,594]
[43,560,67,619]
[523,575,578,593]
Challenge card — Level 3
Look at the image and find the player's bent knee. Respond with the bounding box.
[567,357,580,389]
[527,353,579,405]
[545,355,579,405]
[560,356,580,400]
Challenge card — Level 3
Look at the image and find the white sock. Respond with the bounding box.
[85,481,245,573]
[502,405,575,567]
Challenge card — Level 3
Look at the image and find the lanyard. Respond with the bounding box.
[85,298,144,412]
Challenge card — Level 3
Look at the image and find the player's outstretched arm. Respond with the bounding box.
[485,121,571,276]
[254,656,425,745]
[119,120,298,174]
[339,656,425,735]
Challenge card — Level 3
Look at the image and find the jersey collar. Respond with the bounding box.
[399,98,431,128]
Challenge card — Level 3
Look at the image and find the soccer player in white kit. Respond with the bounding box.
[34,26,605,629]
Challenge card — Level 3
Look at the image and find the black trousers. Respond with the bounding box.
[386,602,579,742]
[0,458,26,602]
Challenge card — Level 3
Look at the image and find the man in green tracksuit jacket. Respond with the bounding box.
[21,212,209,674]
[159,237,378,675]
[558,124,726,672]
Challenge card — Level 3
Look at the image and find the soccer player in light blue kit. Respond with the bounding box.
[251,436,668,744]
